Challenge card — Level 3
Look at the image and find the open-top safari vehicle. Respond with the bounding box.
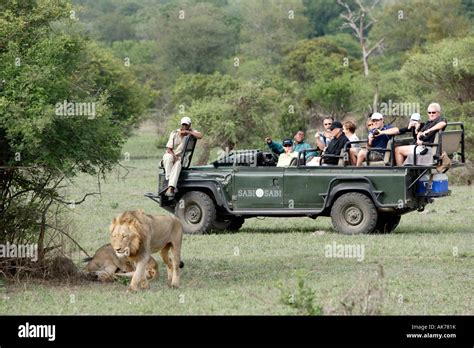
[145,123,465,235]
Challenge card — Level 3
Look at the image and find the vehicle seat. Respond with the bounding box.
[337,148,350,167]
[289,157,298,166]
[366,138,393,166]
[438,129,463,165]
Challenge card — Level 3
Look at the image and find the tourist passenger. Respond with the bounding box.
[391,103,447,166]
[315,117,334,152]
[276,139,298,167]
[355,113,393,166]
[307,121,350,166]
[266,130,317,161]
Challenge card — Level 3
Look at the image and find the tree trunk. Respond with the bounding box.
[372,84,379,112]
[362,46,369,76]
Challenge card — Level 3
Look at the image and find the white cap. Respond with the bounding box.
[371,112,383,120]
[410,113,421,121]
[180,116,191,125]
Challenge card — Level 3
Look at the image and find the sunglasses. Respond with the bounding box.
[283,144,292,147]
[427,111,438,114]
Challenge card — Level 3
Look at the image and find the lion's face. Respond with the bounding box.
[110,223,139,258]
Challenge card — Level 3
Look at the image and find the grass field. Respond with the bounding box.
[1,124,473,315]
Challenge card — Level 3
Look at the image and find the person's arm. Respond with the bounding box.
[377,127,400,136]
[266,137,284,154]
[165,131,179,161]
[418,121,447,140]
[181,129,203,139]
[166,147,179,161]
[315,132,326,151]
[367,131,375,147]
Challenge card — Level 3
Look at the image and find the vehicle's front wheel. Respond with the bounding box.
[331,192,378,235]
[174,191,216,234]
[373,214,401,234]
[211,216,245,232]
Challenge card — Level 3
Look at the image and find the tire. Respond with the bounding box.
[373,214,401,234]
[211,216,245,232]
[330,192,378,235]
[174,191,216,234]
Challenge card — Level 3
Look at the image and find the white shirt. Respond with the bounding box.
[277,152,298,167]
[348,133,360,148]
[166,129,196,156]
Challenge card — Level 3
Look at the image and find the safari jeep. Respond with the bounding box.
[146,123,465,235]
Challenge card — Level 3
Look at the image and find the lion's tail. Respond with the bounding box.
[179,261,184,268]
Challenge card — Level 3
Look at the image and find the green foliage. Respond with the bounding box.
[324,33,362,59]
[169,71,307,150]
[284,37,362,119]
[401,36,474,154]
[306,75,353,117]
[238,0,311,65]
[169,79,282,150]
[461,0,474,19]
[303,0,354,37]
[0,0,148,248]
[146,2,240,74]
[172,73,239,107]
[284,38,349,82]
[402,37,474,105]
[277,270,323,315]
[370,0,470,62]
[95,13,136,42]
[109,40,161,106]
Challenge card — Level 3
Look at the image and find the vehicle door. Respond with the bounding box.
[283,166,328,209]
[231,166,284,209]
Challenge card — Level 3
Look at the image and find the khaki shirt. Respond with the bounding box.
[166,129,196,157]
[277,152,298,167]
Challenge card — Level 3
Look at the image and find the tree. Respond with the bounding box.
[369,0,470,59]
[337,0,385,76]
[284,38,360,119]
[284,38,352,82]
[146,2,240,74]
[401,37,474,153]
[306,75,354,118]
[303,0,354,37]
[0,0,148,261]
[237,0,311,65]
[165,73,305,163]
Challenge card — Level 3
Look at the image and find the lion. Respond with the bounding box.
[110,210,184,291]
[84,243,159,282]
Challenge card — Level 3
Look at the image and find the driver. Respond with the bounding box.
[162,116,202,197]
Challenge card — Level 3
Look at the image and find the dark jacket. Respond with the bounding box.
[323,133,350,165]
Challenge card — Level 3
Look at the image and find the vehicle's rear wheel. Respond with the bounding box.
[174,191,216,234]
[331,192,378,235]
[211,216,245,232]
[373,214,401,234]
